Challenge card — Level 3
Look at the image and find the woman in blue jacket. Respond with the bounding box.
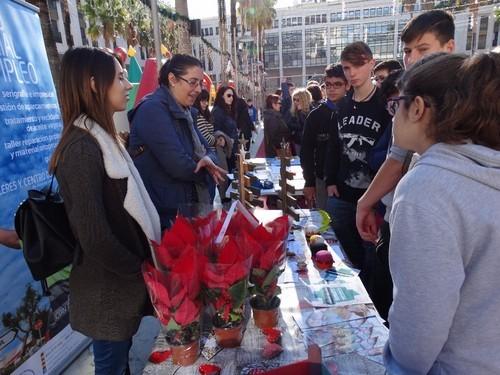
[212,86,238,172]
[128,55,226,229]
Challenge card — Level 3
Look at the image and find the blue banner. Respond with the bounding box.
[0,1,89,374]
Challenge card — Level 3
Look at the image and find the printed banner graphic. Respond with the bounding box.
[0,1,89,374]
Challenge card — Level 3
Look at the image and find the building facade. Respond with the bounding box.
[196,0,499,92]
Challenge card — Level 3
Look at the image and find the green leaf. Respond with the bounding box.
[229,278,248,308]
[252,268,267,279]
[262,266,279,290]
[166,318,181,332]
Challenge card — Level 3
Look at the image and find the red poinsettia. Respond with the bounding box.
[201,236,253,325]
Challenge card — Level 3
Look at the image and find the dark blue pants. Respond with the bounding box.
[93,339,132,375]
[326,196,375,292]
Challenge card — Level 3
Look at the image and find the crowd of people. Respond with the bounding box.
[0,7,496,375]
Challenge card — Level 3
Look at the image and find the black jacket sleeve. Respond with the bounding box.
[300,109,319,187]
[324,112,341,186]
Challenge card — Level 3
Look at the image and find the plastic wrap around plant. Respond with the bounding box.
[201,237,253,328]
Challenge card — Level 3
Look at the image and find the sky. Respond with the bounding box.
[162,0,298,20]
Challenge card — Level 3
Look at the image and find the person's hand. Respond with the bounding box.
[327,185,339,198]
[216,136,226,148]
[356,197,378,244]
[303,186,316,208]
[194,156,227,185]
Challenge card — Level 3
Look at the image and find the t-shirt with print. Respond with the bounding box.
[335,88,391,204]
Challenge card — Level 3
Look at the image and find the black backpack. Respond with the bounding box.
[14,174,76,281]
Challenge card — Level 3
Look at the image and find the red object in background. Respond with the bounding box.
[33,319,43,331]
[114,47,128,65]
[199,363,221,375]
[313,250,334,270]
[134,58,159,105]
[148,349,171,364]
[202,72,212,93]
[262,344,334,374]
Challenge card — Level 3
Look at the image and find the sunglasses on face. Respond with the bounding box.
[325,81,345,88]
[176,75,203,89]
[225,94,233,98]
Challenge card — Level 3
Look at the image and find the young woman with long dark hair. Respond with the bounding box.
[50,47,162,374]
[212,85,238,171]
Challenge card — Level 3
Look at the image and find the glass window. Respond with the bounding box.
[287,18,292,26]
[355,10,361,19]
[377,7,383,16]
[282,31,302,67]
[364,9,369,18]
[264,33,280,68]
[322,14,327,23]
[298,17,302,26]
[383,7,390,16]
[316,15,321,24]
[370,8,376,17]
[349,11,354,19]
[306,28,327,66]
[305,16,310,25]
[478,16,489,49]
[209,27,213,35]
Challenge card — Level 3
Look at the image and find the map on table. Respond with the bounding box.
[303,277,372,308]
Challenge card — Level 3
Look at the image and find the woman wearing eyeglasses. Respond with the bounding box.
[263,94,291,158]
[212,86,238,172]
[128,54,226,230]
[385,52,500,375]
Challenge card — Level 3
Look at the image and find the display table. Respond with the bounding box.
[143,210,387,375]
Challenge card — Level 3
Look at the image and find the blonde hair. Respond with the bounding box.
[291,88,312,115]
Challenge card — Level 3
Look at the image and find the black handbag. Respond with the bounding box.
[14,174,76,281]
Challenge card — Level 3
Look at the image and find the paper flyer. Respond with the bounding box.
[303,317,389,364]
[293,304,378,331]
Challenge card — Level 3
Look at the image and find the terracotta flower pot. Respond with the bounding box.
[213,324,243,348]
[170,340,199,366]
[250,296,281,329]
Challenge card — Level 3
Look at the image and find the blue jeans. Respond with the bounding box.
[326,196,376,280]
[93,339,132,375]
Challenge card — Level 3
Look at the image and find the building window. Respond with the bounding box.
[305,28,327,66]
[377,7,383,17]
[477,16,489,50]
[282,31,302,67]
[364,21,395,60]
[370,8,376,17]
[466,16,473,51]
[363,9,369,18]
[47,0,62,43]
[330,24,361,63]
[78,11,88,45]
[264,33,279,69]
[216,27,219,35]
[355,10,361,19]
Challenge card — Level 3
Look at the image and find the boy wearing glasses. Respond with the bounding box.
[324,42,391,285]
[356,10,455,320]
[300,64,347,210]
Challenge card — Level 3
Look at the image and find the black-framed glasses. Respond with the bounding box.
[176,75,203,89]
[386,95,431,116]
[325,81,345,88]
[225,93,233,98]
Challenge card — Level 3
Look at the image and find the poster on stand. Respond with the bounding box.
[0,1,90,374]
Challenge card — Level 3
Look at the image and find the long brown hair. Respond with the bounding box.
[214,85,237,118]
[49,47,120,172]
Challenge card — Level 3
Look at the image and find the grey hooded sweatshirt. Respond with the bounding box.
[384,142,500,375]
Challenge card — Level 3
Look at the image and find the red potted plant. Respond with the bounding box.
[143,217,202,366]
[201,236,253,348]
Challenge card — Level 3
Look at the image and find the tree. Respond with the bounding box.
[2,284,44,357]
[81,0,129,48]
[243,0,276,62]
[26,0,61,91]
[175,0,192,55]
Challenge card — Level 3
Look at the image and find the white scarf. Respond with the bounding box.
[74,115,161,266]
